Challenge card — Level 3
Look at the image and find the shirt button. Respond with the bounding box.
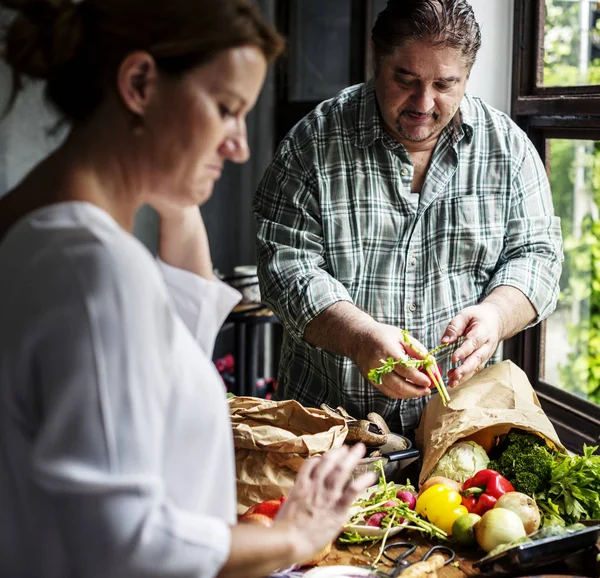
[409,303,417,312]
[401,168,409,177]
[410,257,417,266]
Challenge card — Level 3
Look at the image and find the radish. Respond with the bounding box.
[365,512,386,527]
[382,500,399,508]
[396,489,416,510]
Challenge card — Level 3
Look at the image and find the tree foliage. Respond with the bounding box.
[544,0,600,404]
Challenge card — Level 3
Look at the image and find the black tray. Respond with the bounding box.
[473,524,600,575]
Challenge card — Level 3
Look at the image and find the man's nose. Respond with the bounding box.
[411,85,435,113]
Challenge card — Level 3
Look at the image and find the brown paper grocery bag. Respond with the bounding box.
[416,360,565,486]
[229,397,348,515]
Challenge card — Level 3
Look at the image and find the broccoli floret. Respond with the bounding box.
[487,459,499,472]
[514,471,544,495]
[490,431,554,496]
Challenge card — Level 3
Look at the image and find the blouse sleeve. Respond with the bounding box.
[157,259,241,356]
[28,243,232,577]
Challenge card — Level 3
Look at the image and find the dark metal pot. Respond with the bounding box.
[354,433,420,483]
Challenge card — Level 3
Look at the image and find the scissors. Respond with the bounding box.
[378,542,456,578]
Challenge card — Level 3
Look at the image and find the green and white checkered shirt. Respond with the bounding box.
[253,79,563,435]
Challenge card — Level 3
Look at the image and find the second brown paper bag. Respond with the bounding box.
[416,360,565,486]
[229,397,348,515]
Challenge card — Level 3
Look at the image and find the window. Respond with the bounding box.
[274,0,375,142]
[508,0,600,451]
[543,0,600,87]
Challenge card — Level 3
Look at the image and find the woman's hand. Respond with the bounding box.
[274,443,376,566]
[352,322,432,399]
[220,444,376,578]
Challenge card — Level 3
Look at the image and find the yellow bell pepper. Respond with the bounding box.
[415,483,468,535]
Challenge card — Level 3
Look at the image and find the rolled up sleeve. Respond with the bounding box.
[254,145,353,344]
[485,139,564,323]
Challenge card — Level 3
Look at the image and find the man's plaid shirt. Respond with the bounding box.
[253,79,563,435]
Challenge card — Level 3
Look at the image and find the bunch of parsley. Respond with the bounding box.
[536,445,600,526]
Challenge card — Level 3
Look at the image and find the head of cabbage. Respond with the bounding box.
[427,440,490,483]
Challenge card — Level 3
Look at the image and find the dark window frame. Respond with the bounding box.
[507,0,600,452]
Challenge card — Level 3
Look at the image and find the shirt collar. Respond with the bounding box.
[354,78,475,148]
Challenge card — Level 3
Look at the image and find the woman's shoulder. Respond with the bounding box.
[1,202,165,302]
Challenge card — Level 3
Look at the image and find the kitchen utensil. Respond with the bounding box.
[226,265,261,303]
[354,433,420,482]
[356,448,420,470]
[473,523,600,576]
[380,542,455,578]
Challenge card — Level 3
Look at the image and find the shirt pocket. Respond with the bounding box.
[432,195,507,279]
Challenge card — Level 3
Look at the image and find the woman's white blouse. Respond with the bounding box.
[0,202,241,578]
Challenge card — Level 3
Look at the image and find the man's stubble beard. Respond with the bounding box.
[395,115,440,143]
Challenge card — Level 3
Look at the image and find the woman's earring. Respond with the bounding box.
[131,114,145,136]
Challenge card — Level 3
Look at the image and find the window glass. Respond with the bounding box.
[373,0,387,20]
[544,138,600,406]
[543,0,600,87]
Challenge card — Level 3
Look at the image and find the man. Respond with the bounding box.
[253,0,563,435]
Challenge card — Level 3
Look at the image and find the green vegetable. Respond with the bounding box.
[428,441,490,484]
[536,445,600,525]
[487,431,553,496]
[368,335,451,405]
[339,461,447,544]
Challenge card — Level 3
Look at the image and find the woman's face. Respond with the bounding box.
[143,45,267,208]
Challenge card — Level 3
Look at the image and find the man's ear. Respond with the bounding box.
[117,51,158,115]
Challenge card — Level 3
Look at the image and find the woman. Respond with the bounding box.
[0,1,375,577]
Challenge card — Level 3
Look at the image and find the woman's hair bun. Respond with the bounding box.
[3,0,83,80]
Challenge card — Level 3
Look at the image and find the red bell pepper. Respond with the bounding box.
[461,469,514,516]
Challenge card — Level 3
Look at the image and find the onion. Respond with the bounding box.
[396,490,416,510]
[418,476,461,496]
[475,508,526,552]
[494,492,541,534]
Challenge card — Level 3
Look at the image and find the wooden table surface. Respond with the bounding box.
[315,531,479,577]
[312,530,599,577]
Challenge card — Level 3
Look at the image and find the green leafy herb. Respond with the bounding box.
[339,460,448,544]
[536,445,600,525]
[367,337,451,405]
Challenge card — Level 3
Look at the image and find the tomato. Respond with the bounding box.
[240,496,285,520]
[239,513,274,527]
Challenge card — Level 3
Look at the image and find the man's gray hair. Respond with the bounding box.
[372,0,481,70]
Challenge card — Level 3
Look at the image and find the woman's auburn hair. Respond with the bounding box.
[1,0,285,122]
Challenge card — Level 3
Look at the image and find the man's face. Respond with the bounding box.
[373,40,470,148]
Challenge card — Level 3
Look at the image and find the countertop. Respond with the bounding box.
[312,530,600,577]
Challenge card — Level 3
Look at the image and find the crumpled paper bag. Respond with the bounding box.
[229,396,348,515]
[416,360,565,486]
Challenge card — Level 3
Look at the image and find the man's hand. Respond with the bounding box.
[441,302,504,387]
[353,322,433,399]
